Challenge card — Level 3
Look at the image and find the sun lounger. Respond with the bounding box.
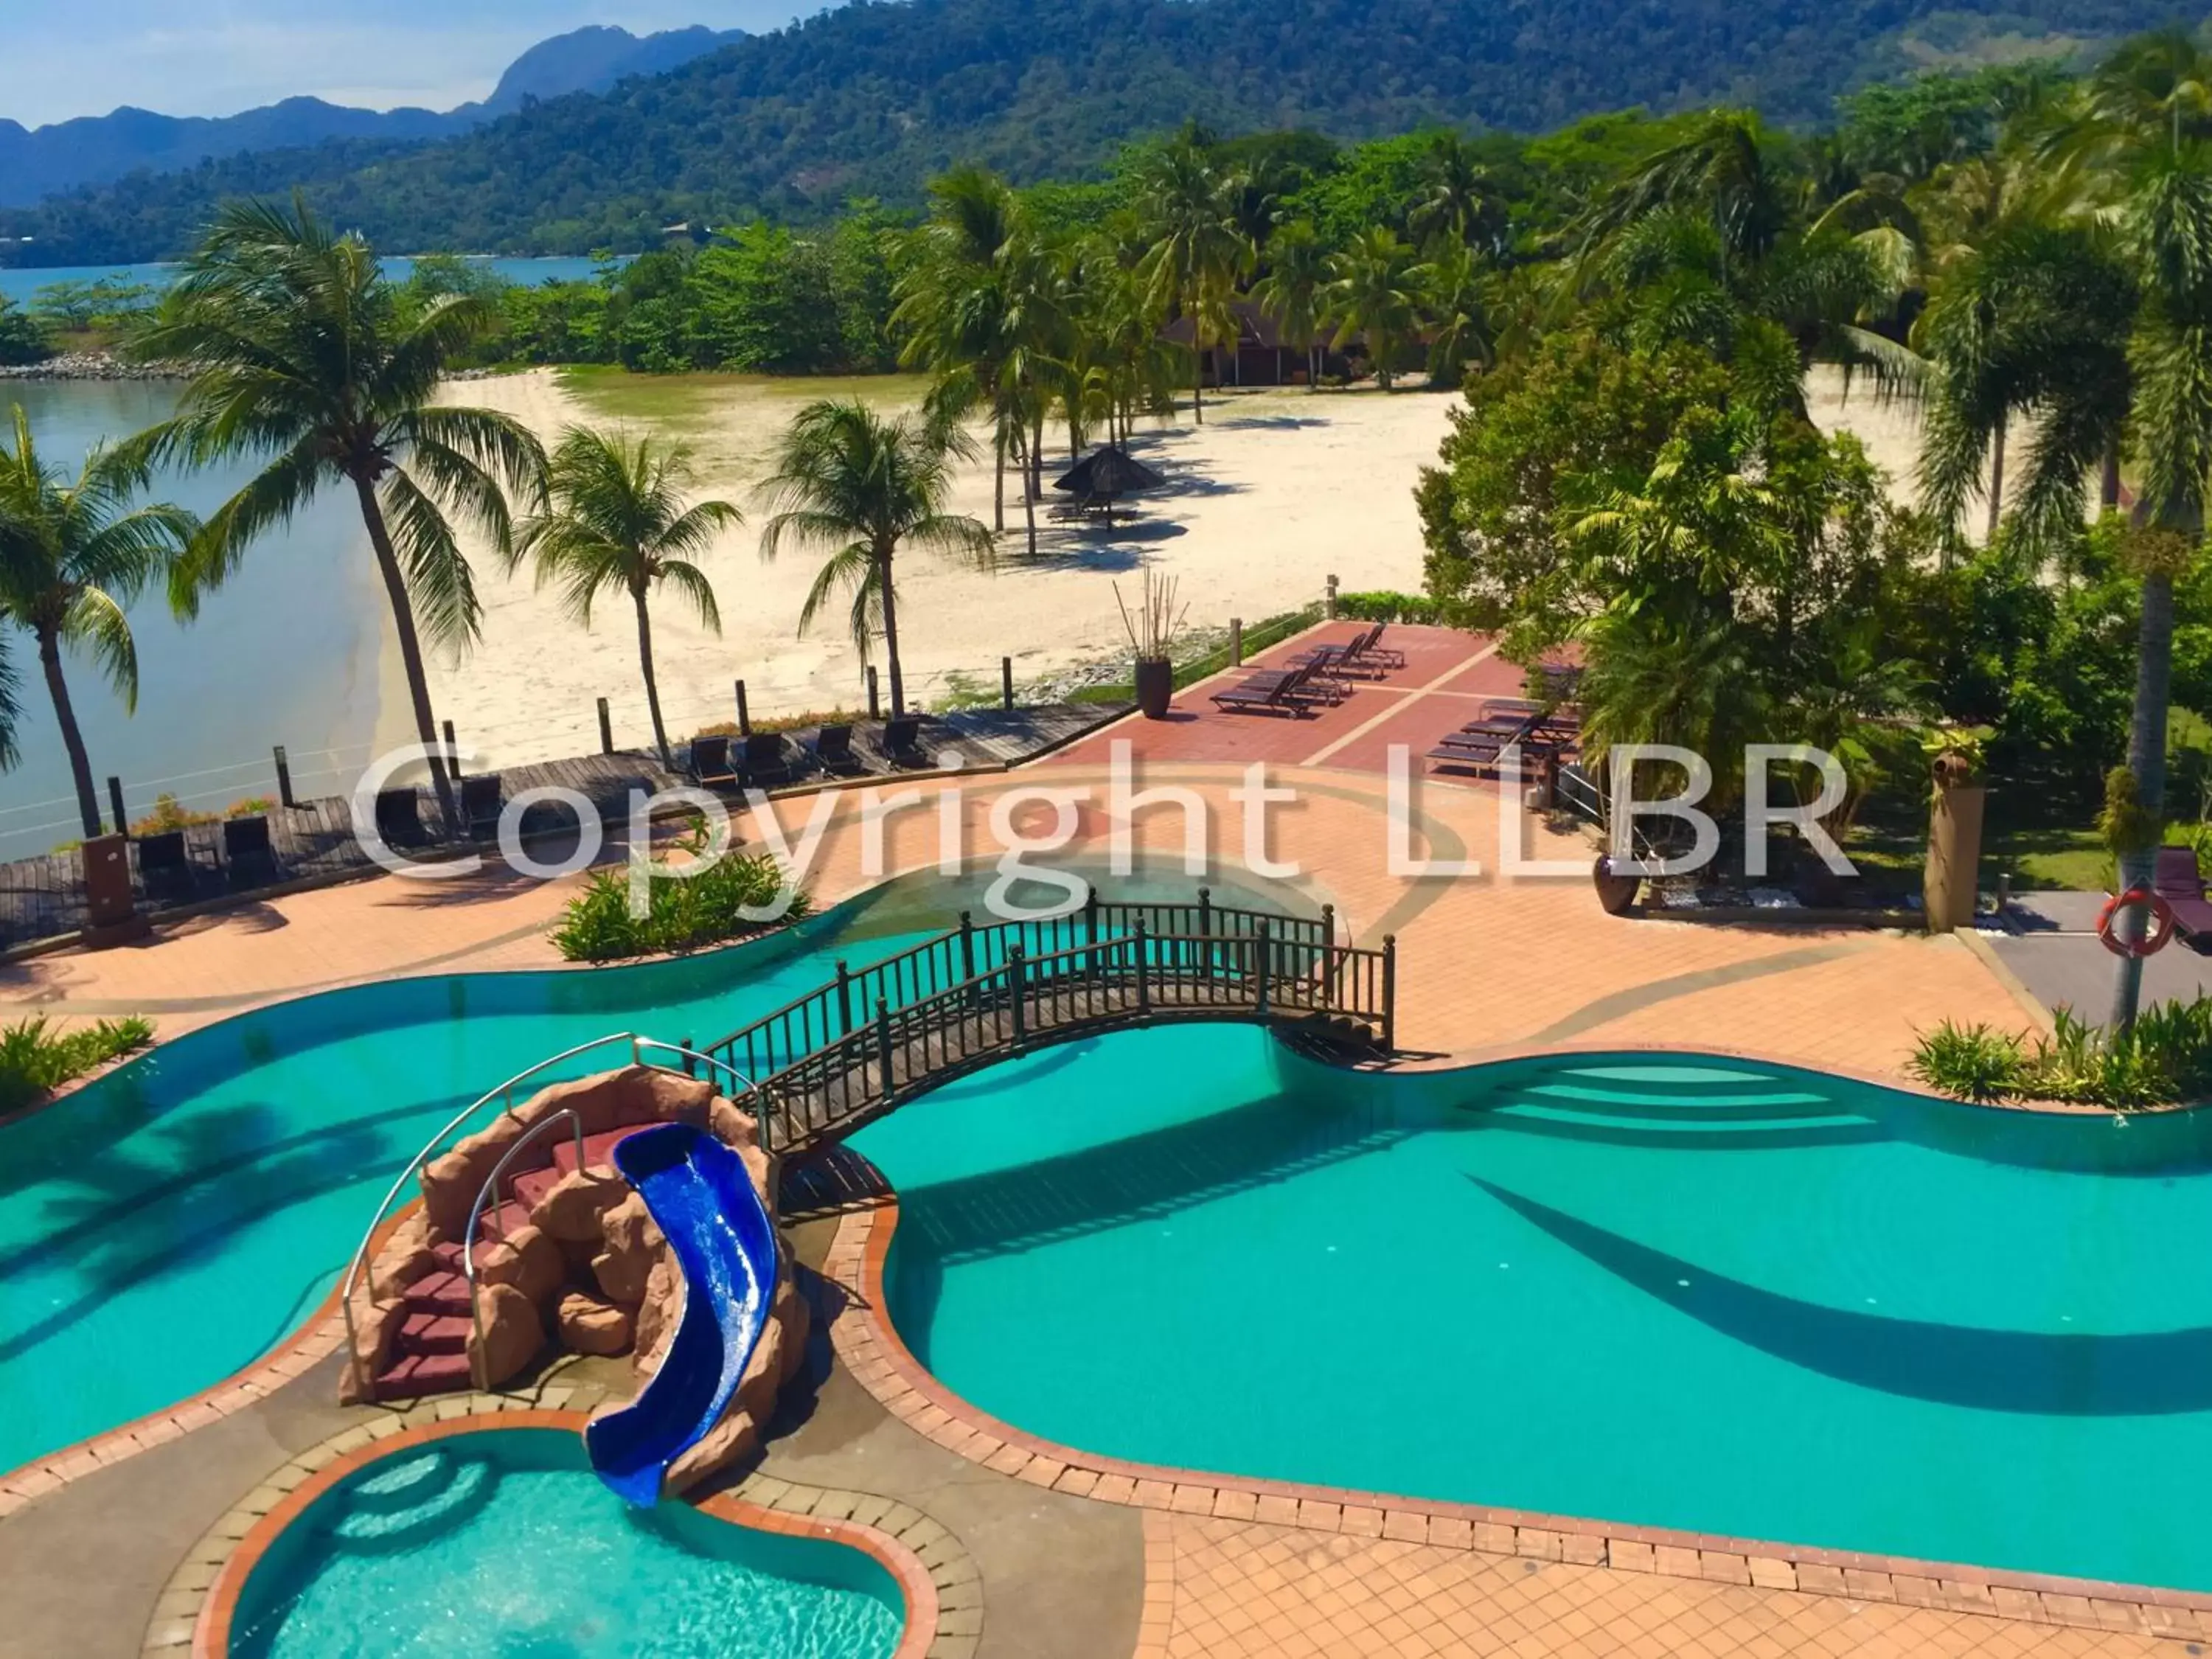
[814,723,866,777]
[2152,845,2212,945]
[882,717,931,769]
[1210,661,1323,717]
[689,735,738,789]
[1290,624,1390,679]
[374,786,431,849]
[222,815,280,888]
[137,829,198,901]
[740,731,800,788]
[1428,706,1546,776]
[460,773,504,841]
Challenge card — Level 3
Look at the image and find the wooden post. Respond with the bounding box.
[874,998,895,1105]
[1001,655,1015,711]
[442,720,460,779]
[597,697,613,756]
[1381,934,1397,1050]
[107,776,127,838]
[1253,917,1271,1014]
[1197,886,1213,984]
[735,680,751,737]
[681,1038,695,1078]
[1009,946,1028,1046]
[836,961,853,1035]
[1135,919,1150,1013]
[1229,617,1244,667]
[866,665,881,720]
[1325,574,1339,619]
[274,746,296,810]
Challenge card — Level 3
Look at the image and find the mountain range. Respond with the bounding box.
[0,0,2180,266]
[0,24,746,209]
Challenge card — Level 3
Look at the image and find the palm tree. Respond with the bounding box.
[130,197,544,832]
[1324,229,1423,390]
[1411,239,1497,391]
[1137,140,1253,423]
[2073,31,2212,1023]
[757,402,994,718]
[515,428,740,766]
[1251,220,1332,388]
[891,166,1026,534]
[1409,131,1500,252]
[0,407,197,837]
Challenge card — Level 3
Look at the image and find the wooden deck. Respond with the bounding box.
[0,703,1129,950]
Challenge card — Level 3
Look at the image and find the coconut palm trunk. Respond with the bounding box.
[2111,568,2177,1029]
[36,625,101,838]
[1986,420,2006,543]
[877,544,905,717]
[353,472,459,832]
[631,585,671,765]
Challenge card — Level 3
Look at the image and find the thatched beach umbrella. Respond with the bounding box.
[1054,446,1165,524]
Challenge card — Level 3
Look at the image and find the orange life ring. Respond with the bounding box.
[2096,886,2175,958]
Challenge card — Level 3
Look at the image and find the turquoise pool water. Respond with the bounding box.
[230,1430,903,1658]
[857,1028,2212,1591]
[0,911,935,1475]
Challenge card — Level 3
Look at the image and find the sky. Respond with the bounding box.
[0,2,802,129]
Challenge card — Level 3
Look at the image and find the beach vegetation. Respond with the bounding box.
[130,197,548,836]
[516,427,741,765]
[0,406,198,838]
[1910,996,2212,1110]
[757,399,994,717]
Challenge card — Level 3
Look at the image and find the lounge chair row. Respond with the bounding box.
[1210,625,1409,717]
[136,774,517,902]
[1427,698,1582,777]
[689,718,931,790]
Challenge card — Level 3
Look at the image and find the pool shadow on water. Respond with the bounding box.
[1473,1177,2212,1416]
[884,1089,1411,1339]
[0,1094,465,1367]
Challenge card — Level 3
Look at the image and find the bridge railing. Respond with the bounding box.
[732,917,1394,1151]
[702,889,1337,1121]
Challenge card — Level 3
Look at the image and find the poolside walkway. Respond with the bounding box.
[1,619,2099,1658]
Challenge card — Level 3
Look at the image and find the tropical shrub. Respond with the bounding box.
[0,1015,154,1113]
[1337,590,1443,625]
[1908,996,2212,1110]
[552,854,812,961]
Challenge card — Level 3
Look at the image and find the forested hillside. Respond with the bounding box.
[0,0,2171,262]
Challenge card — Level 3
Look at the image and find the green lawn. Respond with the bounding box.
[554,366,928,428]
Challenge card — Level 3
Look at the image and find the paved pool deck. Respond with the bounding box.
[5,619,2160,1658]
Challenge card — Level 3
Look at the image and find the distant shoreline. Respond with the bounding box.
[0,352,187,381]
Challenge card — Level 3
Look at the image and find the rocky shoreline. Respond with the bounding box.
[0,351,188,380]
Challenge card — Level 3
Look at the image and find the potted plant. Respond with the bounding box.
[1921,725,1992,932]
[1116,566,1188,720]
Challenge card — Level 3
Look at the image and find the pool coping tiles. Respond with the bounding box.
[825,1181,2212,1647]
[161,1403,964,1659]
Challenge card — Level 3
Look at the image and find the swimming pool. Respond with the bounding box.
[856,1028,2212,1592]
[227,1430,904,1658]
[0,863,1302,1477]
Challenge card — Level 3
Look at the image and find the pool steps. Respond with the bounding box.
[371,1128,649,1401]
[327,1451,497,1551]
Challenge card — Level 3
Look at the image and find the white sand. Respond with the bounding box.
[407,372,1455,767]
[400,364,1950,771]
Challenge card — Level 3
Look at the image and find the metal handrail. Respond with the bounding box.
[338,1029,661,1399]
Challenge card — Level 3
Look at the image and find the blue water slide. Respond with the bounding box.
[585,1121,778,1506]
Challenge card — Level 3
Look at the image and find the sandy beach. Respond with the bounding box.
[411,370,1456,767]
[406,364,1947,771]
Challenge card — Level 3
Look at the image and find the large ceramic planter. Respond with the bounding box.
[1924,782,1986,933]
[1134,656,1175,720]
